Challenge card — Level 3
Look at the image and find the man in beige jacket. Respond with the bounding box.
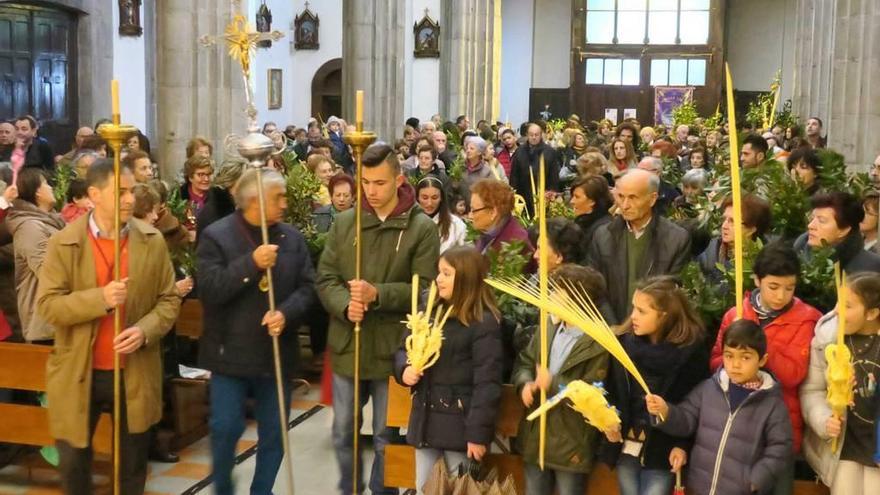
[36,159,180,495]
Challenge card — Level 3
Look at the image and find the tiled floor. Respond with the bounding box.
[0,385,383,494]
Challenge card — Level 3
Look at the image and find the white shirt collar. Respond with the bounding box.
[88,212,129,239]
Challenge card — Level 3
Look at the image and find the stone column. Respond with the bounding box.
[791,0,880,166]
[439,0,501,124]
[342,0,407,144]
[155,0,247,179]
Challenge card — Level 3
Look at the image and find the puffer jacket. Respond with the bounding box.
[7,199,65,341]
[659,369,793,495]
[317,183,440,379]
[798,311,869,487]
[711,294,821,453]
[392,310,502,451]
[511,322,610,473]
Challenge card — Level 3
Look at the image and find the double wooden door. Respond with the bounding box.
[0,3,77,154]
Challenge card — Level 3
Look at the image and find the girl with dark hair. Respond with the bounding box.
[602,276,708,495]
[801,273,880,494]
[416,176,467,254]
[393,246,503,492]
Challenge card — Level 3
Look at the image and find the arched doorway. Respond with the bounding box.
[0,2,78,154]
[311,58,341,120]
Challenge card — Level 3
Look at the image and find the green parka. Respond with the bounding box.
[511,322,610,473]
[317,185,440,379]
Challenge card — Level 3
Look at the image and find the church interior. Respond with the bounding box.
[1,0,879,494]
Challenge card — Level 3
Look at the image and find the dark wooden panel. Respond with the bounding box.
[176,299,204,339]
[529,88,570,123]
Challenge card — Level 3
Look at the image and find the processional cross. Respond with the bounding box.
[198,0,284,128]
[196,3,296,495]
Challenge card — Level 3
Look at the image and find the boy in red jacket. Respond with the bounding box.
[710,242,821,494]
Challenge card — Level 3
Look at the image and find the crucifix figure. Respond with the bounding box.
[199,0,284,126]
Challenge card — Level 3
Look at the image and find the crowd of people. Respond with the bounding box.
[0,108,879,495]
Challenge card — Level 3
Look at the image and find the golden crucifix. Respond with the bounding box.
[199,0,284,126]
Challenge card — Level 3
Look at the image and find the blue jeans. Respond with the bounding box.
[415,448,468,493]
[524,463,586,495]
[331,373,396,495]
[616,454,673,495]
[209,373,291,495]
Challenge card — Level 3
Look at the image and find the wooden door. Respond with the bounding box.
[0,4,76,155]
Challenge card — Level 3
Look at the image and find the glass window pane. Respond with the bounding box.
[604,59,622,85]
[616,11,646,44]
[618,0,647,10]
[649,0,677,10]
[622,59,640,85]
[650,59,669,86]
[669,59,688,85]
[687,59,707,85]
[647,11,677,44]
[586,11,615,43]
[681,0,710,10]
[679,11,709,44]
[587,0,615,9]
[585,58,604,84]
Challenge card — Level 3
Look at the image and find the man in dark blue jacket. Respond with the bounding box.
[197,168,316,495]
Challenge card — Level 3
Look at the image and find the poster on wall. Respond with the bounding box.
[623,108,637,121]
[604,108,618,125]
[654,87,694,126]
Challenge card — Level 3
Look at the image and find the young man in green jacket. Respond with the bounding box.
[317,143,439,494]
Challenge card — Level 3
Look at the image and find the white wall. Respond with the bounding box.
[112,0,147,130]
[530,0,570,89]
[727,0,797,101]
[500,0,534,126]
[250,0,343,128]
[405,0,441,123]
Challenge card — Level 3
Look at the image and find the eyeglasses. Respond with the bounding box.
[471,206,490,214]
[194,172,213,179]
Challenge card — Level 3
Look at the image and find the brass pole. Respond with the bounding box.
[343,115,376,495]
[253,165,296,494]
[97,115,136,495]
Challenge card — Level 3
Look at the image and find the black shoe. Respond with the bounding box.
[148,450,180,463]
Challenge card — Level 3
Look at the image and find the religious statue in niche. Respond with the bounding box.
[413,9,439,58]
[539,104,552,121]
[294,2,320,50]
[256,2,273,48]
[118,0,142,37]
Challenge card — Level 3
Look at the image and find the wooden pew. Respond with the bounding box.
[0,342,112,455]
[175,298,204,339]
[383,377,829,495]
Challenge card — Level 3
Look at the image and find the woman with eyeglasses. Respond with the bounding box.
[469,179,534,265]
[416,176,467,254]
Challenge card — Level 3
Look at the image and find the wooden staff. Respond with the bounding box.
[724,64,745,318]
[342,91,377,494]
[537,155,549,469]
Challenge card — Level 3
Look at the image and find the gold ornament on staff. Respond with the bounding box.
[97,79,137,495]
[342,90,376,495]
[200,3,295,493]
[724,63,746,319]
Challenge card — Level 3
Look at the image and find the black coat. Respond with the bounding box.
[574,210,611,264]
[0,138,54,175]
[600,333,709,470]
[585,215,691,322]
[196,186,237,241]
[509,142,561,216]
[794,231,880,274]
[393,310,503,451]
[197,212,317,377]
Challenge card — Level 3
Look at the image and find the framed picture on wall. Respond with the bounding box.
[294,5,320,50]
[413,10,439,58]
[268,69,282,109]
